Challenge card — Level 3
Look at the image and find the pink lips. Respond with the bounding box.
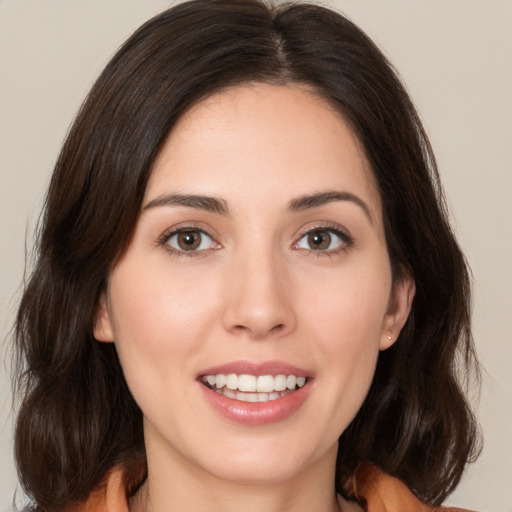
[197,360,313,426]
[198,360,311,378]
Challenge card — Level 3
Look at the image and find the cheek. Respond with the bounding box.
[304,262,392,346]
[108,261,218,352]
[105,266,215,415]
[299,261,391,413]
[309,294,384,437]
[310,289,383,384]
[105,263,222,414]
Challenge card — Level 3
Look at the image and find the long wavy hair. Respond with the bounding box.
[13,1,480,510]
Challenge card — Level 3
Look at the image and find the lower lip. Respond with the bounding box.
[199,381,312,426]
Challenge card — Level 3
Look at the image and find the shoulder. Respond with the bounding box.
[343,464,477,512]
[63,468,129,512]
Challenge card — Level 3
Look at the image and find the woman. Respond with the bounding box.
[13,1,480,511]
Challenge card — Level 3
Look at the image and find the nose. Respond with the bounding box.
[222,248,296,340]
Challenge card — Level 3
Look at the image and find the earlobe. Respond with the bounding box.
[380,272,416,350]
[93,292,115,343]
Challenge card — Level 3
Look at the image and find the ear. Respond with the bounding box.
[93,291,115,343]
[379,271,416,350]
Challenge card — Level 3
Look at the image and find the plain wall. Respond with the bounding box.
[1,1,511,511]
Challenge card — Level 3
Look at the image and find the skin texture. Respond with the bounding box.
[94,84,414,512]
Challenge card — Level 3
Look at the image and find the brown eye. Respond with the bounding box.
[166,229,215,252]
[177,230,201,250]
[295,228,348,252]
[307,231,331,250]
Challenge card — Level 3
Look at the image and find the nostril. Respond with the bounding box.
[270,324,285,334]
[233,325,248,333]
[229,322,287,339]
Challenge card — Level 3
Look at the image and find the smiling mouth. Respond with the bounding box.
[200,373,308,403]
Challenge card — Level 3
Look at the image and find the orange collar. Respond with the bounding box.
[66,463,475,512]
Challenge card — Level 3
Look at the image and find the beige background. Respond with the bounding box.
[1,1,511,510]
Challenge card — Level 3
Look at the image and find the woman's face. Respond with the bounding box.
[95,84,413,486]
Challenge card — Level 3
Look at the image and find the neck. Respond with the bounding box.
[131,476,344,512]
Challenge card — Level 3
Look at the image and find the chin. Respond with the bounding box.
[204,457,305,486]
[194,438,331,486]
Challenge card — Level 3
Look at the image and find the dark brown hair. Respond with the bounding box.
[13,1,480,510]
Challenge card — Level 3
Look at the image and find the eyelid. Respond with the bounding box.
[157,223,222,256]
[156,221,353,258]
[293,223,354,252]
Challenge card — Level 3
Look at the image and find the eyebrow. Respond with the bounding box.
[287,191,373,224]
[143,193,229,214]
[143,190,373,223]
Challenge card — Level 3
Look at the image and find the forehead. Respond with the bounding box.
[146,83,381,218]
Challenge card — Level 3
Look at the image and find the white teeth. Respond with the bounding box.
[223,388,236,399]
[222,388,294,402]
[236,391,259,402]
[225,373,238,390]
[202,372,308,399]
[256,375,274,393]
[238,374,257,392]
[274,374,287,391]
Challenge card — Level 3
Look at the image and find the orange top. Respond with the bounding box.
[66,464,475,512]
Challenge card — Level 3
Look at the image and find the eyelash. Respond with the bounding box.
[157,225,219,259]
[295,224,354,257]
[157,223,354,259]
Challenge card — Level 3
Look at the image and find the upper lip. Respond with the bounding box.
[198,360,312,378]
